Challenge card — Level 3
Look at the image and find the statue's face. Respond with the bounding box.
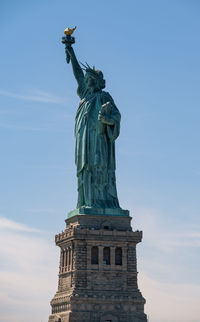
[85,73,97,88]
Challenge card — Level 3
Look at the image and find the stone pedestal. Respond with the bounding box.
[48,210,147,322]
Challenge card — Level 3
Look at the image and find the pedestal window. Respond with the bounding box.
[91,246,99,264]
[103,247,110,265]
[115,247,122,265]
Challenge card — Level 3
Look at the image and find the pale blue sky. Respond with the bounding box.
[0,1,200,321]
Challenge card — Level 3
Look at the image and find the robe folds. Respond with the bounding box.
[75,83,121,208]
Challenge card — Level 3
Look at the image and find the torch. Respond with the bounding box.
[61,26,76,64]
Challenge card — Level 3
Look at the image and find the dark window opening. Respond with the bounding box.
[104,226,109,230]
[115,247,122,265]
[62,250,64,267]
[68,249,71,266]
[65,249,68,266]
[103,247,110,265]
[91,246,99,264]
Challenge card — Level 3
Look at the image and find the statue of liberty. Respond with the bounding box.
[62,28,121,209]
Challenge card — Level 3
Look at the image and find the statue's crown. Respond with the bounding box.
[80,62,103,80]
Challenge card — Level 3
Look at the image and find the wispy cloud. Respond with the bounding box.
[132,207,200,252]
[131,206,200,295]
[26,208,56,214]
[0,89,66,104]
[0,217,40,232]
[139,272,200,322]
[0,123,49,132]
[0,217,58,322]
[0,122,69,132]
[0,217,41,233]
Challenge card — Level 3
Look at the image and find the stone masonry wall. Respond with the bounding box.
[49,214,147,322]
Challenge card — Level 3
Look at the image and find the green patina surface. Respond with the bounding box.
[67,207,130,219]
[63,33,124,214]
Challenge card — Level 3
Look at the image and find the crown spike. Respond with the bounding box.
[85,62,91,69]
[80,62,87,70]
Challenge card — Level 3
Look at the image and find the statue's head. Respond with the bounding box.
[81,63,105,91]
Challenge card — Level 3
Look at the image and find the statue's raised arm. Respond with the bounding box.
[62,27,84,86]
[65,46,84,85]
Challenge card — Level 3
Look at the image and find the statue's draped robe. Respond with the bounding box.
[75,81,121,208]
